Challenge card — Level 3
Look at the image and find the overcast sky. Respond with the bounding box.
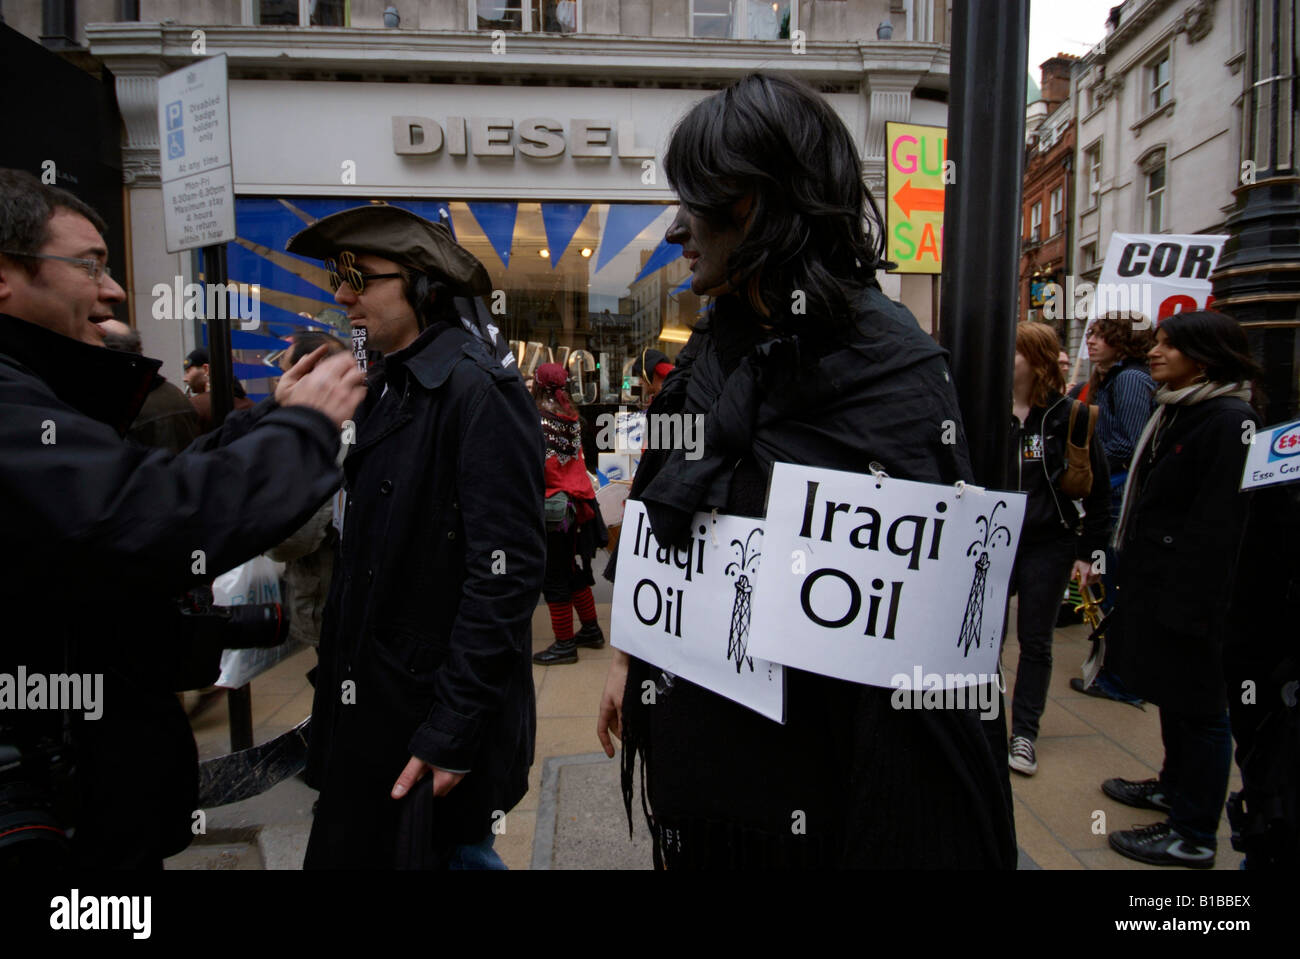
[1027,0,1118,79]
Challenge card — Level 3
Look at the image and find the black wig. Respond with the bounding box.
[663,72,887,334]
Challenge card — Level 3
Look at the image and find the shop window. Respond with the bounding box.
[692,0,795,39]
[225,197,691,406]
[475,0,579,32]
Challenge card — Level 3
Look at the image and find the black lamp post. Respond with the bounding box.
[1211,0,1299,423]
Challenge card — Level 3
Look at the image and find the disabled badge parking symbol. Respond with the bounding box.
[167,129,185,159]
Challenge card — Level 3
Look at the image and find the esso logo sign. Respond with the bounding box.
[1272,424,1300,458]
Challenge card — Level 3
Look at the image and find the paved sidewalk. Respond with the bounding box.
[171,581,1244,870]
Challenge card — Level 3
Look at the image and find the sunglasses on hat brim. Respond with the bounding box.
[325,250,403,294]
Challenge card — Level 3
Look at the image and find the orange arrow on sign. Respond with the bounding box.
[892,179,945,218]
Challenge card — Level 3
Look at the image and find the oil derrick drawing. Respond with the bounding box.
[724,528,763,673]
[959,500,1012,656]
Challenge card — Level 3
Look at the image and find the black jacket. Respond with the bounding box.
[621,287,1017,869]
[0,312,343,867]
[304,321,545,868]
[1008,393,1111,556]
[128,375,201,453]
[1110,395,1258,714]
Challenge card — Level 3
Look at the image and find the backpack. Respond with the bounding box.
[1058,401,1099,499]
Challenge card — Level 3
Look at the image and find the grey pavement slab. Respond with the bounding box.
[533,752,652,870]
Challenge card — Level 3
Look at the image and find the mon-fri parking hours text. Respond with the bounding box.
[157,54,236,253]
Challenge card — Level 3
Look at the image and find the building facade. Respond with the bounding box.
[1066,0,1250,353]
[5,0,956,401]
[1019,54,1076,339]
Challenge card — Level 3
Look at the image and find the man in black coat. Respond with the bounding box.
[0,169,365,868]
[289,205,546,869]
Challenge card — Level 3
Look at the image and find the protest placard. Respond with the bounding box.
[611,501,784,722]
[748,463,1025,690]
[1241,418,1300,491]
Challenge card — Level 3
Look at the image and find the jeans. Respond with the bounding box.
[447,833,507,870]
[1158,708,1233,848]
[1007,535,1077,741]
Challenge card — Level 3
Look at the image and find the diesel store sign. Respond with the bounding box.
[393,116,657,160]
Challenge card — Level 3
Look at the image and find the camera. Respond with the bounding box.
[0,727,75,868]
[171,586,292,691]
[177,586,290,650]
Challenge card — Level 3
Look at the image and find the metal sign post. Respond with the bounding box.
[157,55,253,750]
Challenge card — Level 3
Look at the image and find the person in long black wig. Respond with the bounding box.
[594,72,1017,869]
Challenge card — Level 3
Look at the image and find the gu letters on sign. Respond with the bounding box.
[612,501,784,722]
[747,463,1024,690]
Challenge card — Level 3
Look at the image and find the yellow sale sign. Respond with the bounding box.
[885,122,948,275]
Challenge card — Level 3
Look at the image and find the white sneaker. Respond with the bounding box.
[1008,736,1038,775]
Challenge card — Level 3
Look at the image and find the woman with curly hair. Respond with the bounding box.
[1073,313,1157,702]
[594,72,1015,869]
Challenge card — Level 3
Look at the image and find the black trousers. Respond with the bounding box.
[1008,534,1076,741]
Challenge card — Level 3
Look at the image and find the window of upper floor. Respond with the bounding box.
[1147,49,1171,113]
[1084,141,1102,206]
[1049,187,1063,236]
[1141,147,1167,233]
[245,0,348,26]
[691,0,797,40]
[473,0,579,33]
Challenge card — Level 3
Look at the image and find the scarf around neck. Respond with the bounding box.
[1111,379,1252,549]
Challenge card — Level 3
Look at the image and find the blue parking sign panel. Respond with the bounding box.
[165,100,183,131]
[167,130,185,159]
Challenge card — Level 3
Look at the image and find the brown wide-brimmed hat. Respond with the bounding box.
[286,204,491,296]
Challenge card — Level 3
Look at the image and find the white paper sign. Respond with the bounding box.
[612,501,785,722]
[1241,418,1300,490]
[1073,233,1228,369]
[158,55,236,253]
[748,463,1025,690]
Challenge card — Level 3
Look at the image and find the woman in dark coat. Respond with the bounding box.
[594,72,1015,869]
[1102,310,1262,868]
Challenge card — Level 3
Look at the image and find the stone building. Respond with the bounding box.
[1019,54,1076,339]
[1066,0,1249,354]
[5,0,958,397]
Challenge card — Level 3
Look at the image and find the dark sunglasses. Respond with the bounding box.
[325,250,402,294]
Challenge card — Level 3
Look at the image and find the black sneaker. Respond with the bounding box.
[1102,777,1173,813]
[533,639,578,665]
[1108,821,1215,869]
[573,622,605,649]
[1008,736,1038,776]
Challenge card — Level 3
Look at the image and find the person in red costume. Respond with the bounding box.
[532,363,608,665]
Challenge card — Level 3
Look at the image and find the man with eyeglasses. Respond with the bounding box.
[0,168,366,868]
[284,203,545,870]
